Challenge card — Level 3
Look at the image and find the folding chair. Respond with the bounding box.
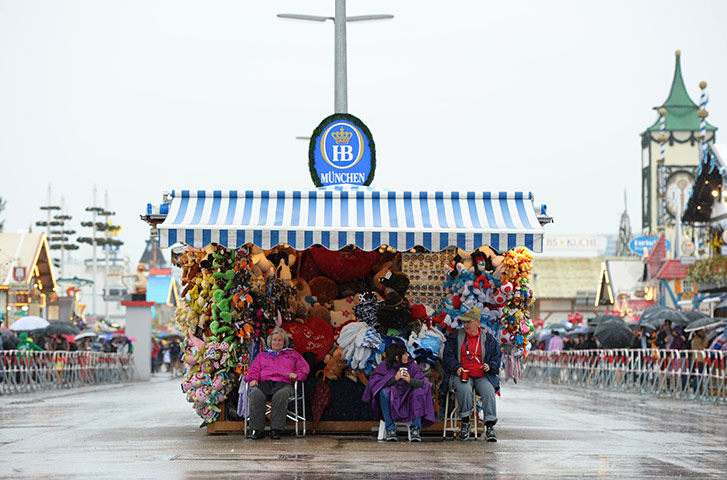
[244,381,306,437]
[442,382,483,440]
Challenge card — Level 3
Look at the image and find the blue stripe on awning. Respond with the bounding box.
[340,191,349,227]
[209,191,222,225]
[419,192,432,228]
[242,191,254,225]
[274,191,286,226]
[372,191,382,227]
[291,191,301,226]
[435,192,448,229]
[224,191,237,224]
[157,188,546,252]
[499,192,516,229]
[190,190,206,224]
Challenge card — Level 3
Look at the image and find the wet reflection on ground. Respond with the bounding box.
[1,377,726,479]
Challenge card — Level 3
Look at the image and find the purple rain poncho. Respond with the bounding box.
[361,359,436,427]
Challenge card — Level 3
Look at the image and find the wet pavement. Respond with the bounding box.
[1,375,726,479]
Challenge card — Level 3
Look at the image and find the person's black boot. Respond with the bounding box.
[485,426,497,442]
[270,429,283,440]
[250,430,265,440]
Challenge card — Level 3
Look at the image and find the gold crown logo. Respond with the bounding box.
[331,127,353,144]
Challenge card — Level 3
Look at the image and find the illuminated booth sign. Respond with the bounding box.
[309,113,375,187]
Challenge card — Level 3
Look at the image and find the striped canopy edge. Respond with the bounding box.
[156,186,545,253]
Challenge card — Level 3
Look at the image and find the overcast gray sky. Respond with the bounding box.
[1,0,726,263]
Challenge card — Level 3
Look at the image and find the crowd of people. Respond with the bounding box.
[151,338,182,376]
[532,318,726,353]
[0,330,133,354]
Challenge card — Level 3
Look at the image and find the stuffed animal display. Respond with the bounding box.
[176,244,295,423]
[174,242,535,425]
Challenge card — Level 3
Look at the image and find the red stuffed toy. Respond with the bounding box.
[299,246,380,283]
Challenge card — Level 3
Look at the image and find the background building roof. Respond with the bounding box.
[0,233,55,292]
[644,51,717,133]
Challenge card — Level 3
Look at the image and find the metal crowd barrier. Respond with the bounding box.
[521,349,726,404]
[0,350,135,395]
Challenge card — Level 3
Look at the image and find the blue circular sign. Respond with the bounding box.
[628,236,671,256]
[309,113,375,187]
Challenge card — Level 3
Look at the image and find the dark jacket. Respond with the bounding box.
[442,328,502,392]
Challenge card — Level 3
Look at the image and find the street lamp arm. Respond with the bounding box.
[277,13,394,23]
[346,14,394,22]
[277,13,333,22]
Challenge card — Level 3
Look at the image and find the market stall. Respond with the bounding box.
[143,186,549,434]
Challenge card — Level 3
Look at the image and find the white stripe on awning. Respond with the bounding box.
[156,186,545,252]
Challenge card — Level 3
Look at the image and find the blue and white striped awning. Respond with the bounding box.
[155,186,545,253]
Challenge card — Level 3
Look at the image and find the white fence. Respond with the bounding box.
[521,349,727,404]
[0,350,135,395]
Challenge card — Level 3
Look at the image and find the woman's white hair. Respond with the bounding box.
[266,327,290,349]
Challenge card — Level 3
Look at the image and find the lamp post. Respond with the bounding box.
[278,0,393,114]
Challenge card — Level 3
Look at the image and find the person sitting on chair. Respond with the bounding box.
[245,328,309,440]
[442,308,502,442]
[362,342,435,442]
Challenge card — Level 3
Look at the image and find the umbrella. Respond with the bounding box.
[310,380,332,432]
[588,314,622,327]
[639,305,669,319]
[684,317,725,332]
[682,310,710,323]
[163,331,185,341]
[708,325,725,344]
[1,328,19,349]
[565,325,594,339]
[642,309,689,328]
[9,316,50,331]
[594,320,634,348]
[75,331,98,342]
[45,321,81,336]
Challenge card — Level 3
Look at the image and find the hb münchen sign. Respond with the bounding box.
[309,113,375,187]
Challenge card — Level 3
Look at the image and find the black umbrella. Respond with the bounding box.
[0,329,19,349]
[684,317,725,333]
[637,306,669,326]
[565,325,596,339]
[639,308,688,328]
[588,314,623,327]
[682,310,710,322]
[594,320,634,348]
[45,321,81,336]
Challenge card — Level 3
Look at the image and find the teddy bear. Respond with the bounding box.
[249,245,275,280]
[308,276,338,307]
[378,271,410,297]
[292,278,316,307]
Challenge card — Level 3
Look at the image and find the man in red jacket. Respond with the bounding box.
[442,308,502,442]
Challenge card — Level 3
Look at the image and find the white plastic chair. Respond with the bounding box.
[376,420,412,441]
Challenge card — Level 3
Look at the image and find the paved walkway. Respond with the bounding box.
[1,375,726,479]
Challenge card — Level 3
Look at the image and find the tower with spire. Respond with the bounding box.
[641,50,717,248]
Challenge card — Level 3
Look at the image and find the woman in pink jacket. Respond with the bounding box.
[245,327,310,439]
